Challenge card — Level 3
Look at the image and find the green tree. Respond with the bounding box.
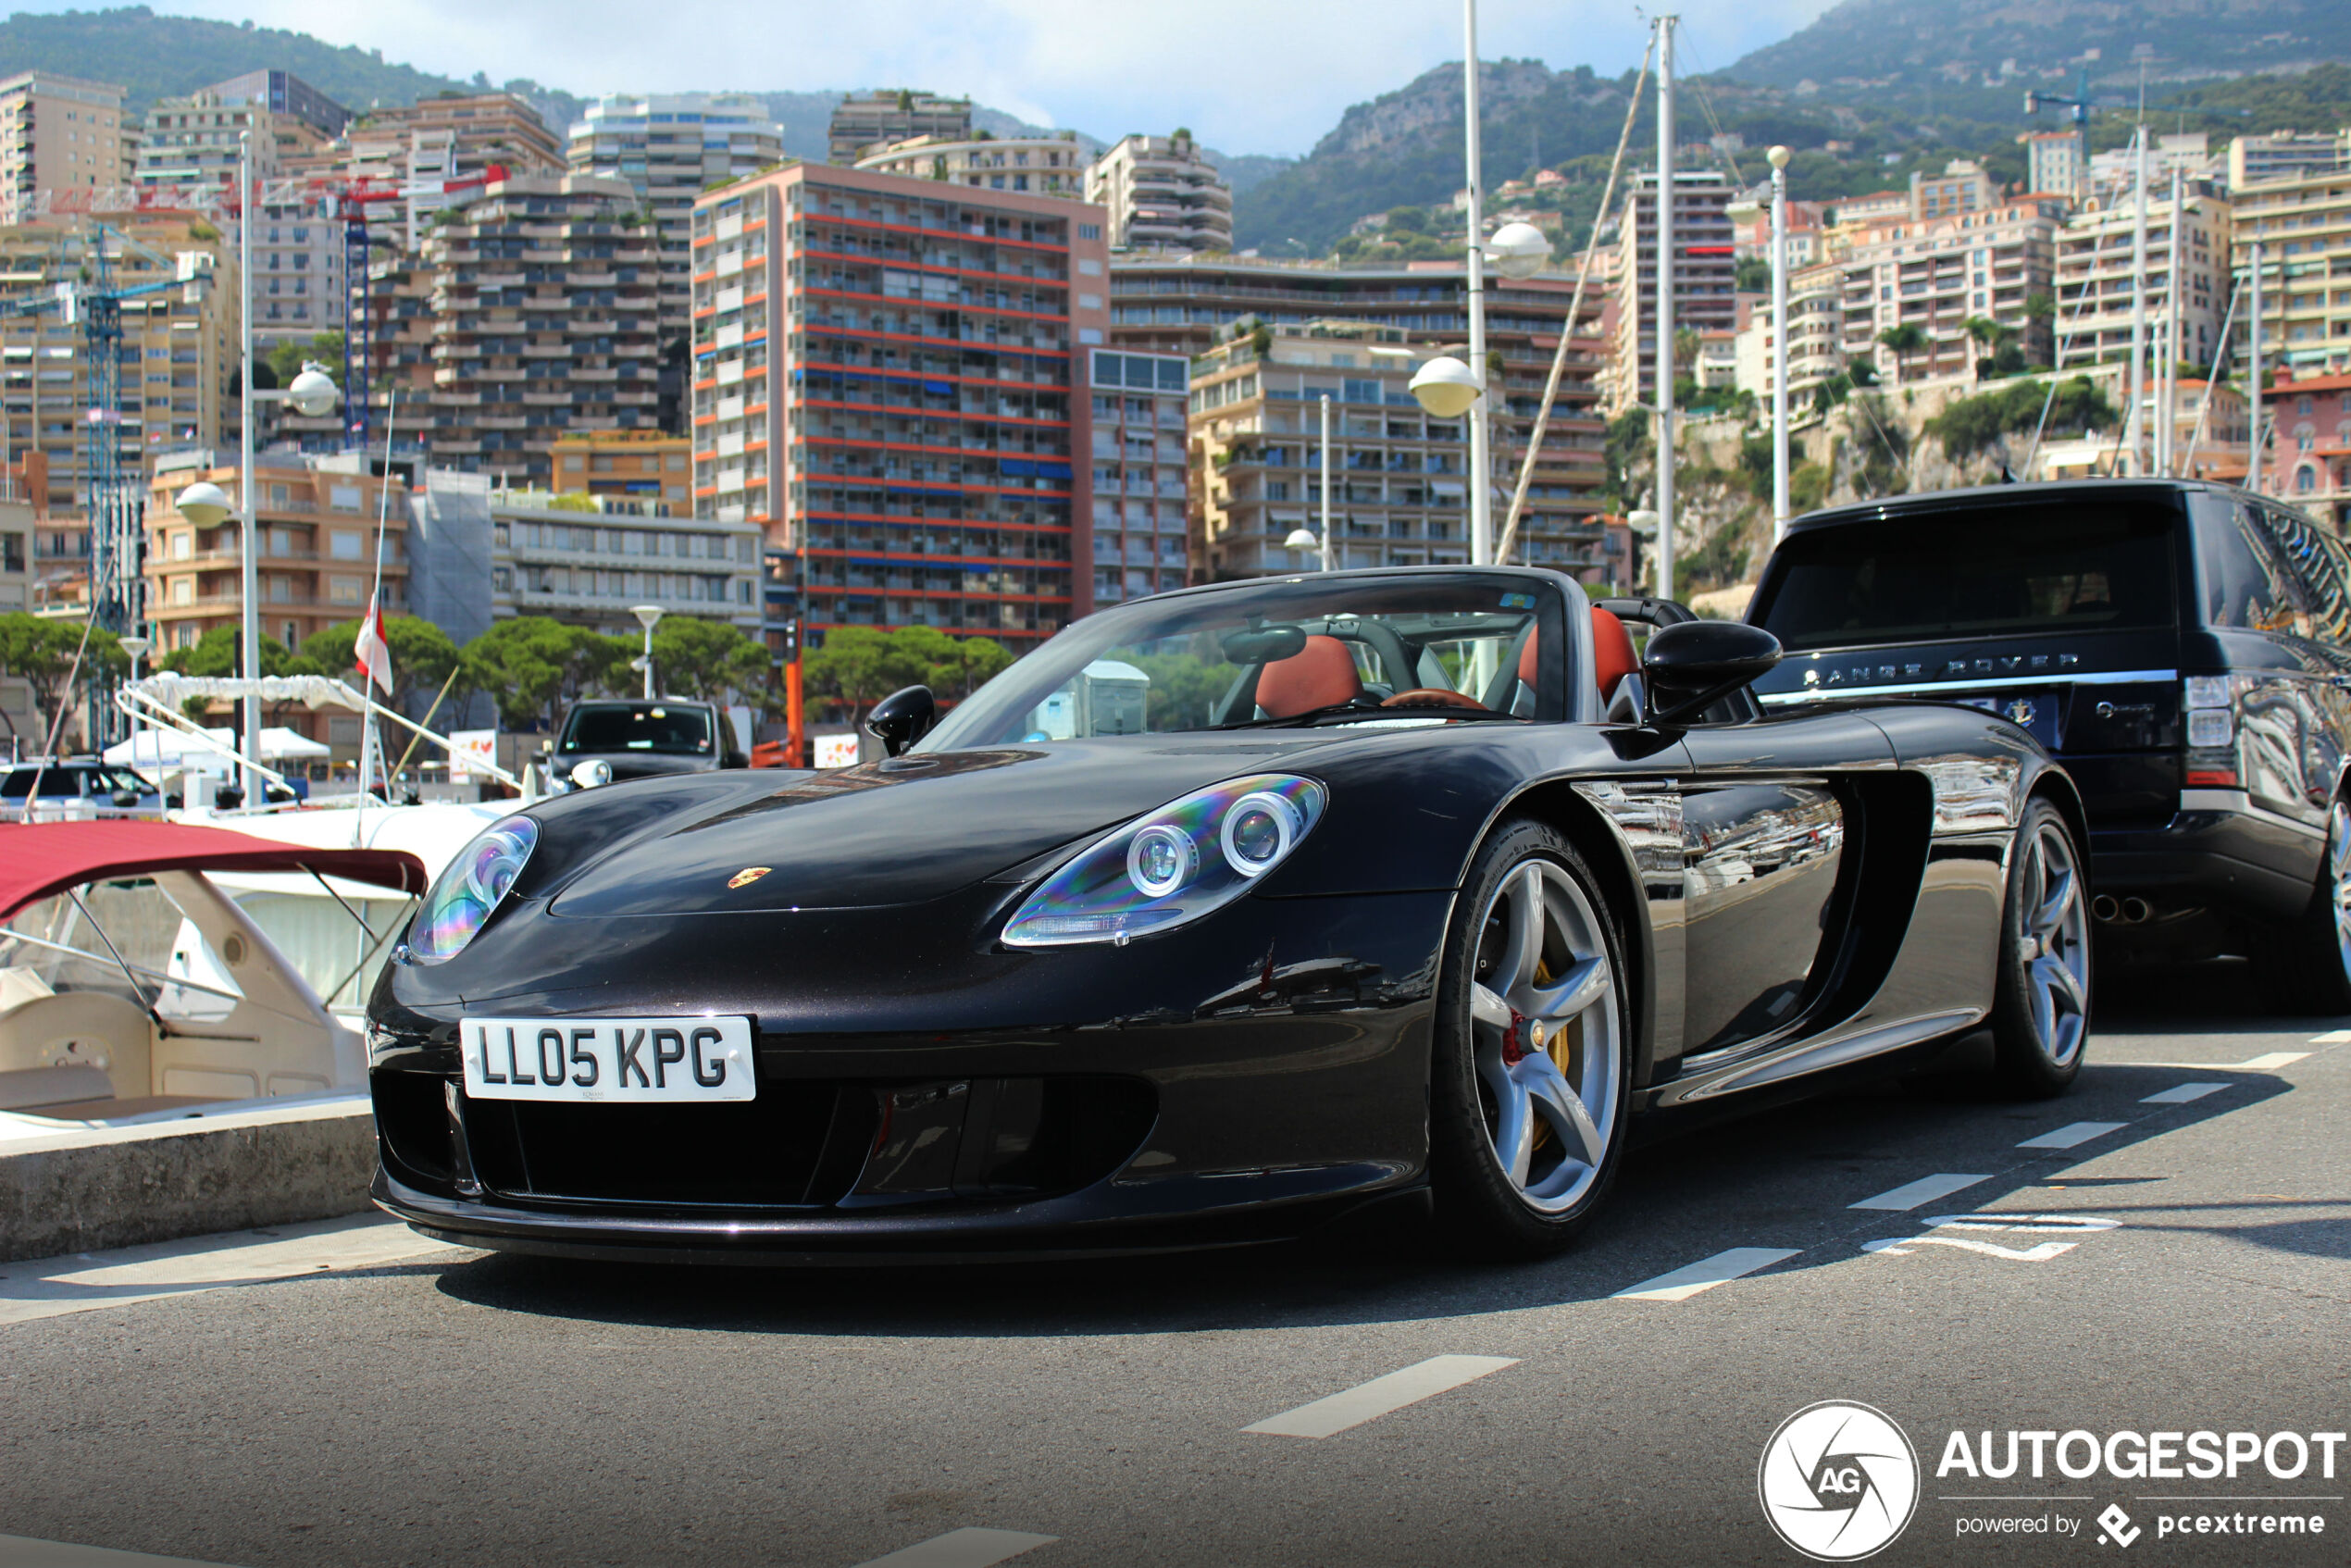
[0,613,124,742]
[1384,205,1432,235]
[1875,323,1928,382]
[802,626,912,721]
[265,330,344,389]
[1734,255,1771,292]
[646,616,770,703]
[459,617,616,731]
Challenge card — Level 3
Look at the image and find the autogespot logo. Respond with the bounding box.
[1760,1400,1922,1562]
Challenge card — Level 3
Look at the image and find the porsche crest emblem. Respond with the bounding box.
[728,866,772,890]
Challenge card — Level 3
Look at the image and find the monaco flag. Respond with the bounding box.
[354,593,392,696]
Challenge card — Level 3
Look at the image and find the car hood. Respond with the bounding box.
[545,734,1343,916]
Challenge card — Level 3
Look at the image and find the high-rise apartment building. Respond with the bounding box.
[1827,194,2064,383]
[207,70,350,141]
[0,72,131,222]
[146,452,412,666]
[1108,255,1611,578]
[407,173,663,487]
[135,72,348,193]
[1606,169,1739,411]
[1910,159,1998,220]
[689,163,1110,648]
[1191,321,1474,579]
[566,94,783,329]
[549,429,692,509]
[2054,180,2232,374]
[2232,168,2351,378]
[1084,346,1189,602]
[0,216,235,515]
[340,93,564,247]
[2028,130,2087,202]
[827,91,972,166]
[1733,261,1844,404]
[1085,133,1233,253]
[2230,130,2348,191]
[855,133,1088,196]
[489,485,762,634]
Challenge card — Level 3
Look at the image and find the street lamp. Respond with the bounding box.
[1282,391,1336,571]
[630,604,665,700]
[1726,146,1797,542]
[210,130,342,804]
[117,633,149,682]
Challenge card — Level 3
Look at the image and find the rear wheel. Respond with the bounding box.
[2263,798,2351,1016]
[1429,819,1631,1259]
[1989,798,2091,1097]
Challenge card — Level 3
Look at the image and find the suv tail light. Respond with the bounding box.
[2183,676,2237,788]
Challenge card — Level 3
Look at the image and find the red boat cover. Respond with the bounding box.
[0,820,429,919]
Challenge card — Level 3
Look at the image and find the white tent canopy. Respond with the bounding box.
[106,726,330,767]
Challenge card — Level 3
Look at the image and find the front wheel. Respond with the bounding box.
[1429,819,1631,1260]
[1988,798,2092,1097]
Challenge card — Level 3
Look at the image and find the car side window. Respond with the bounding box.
[2199,504,2296,634]
[2250,504,2351,645]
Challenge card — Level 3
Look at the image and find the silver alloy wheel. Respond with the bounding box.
[2018,819,2090,1067]
[1468,858,1623,1213]
[2330,801,2351,980]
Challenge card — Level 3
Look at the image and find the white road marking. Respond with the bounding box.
[2237,1052,2309,1070]
[0,1215,461,1326]
[0,1534,244,1566]
[1864,1236,2078,1262]
[2307,1030,2351,1044]
[849,1528,1058,1568]
[2017,1121,2126,1150]
[1850,1173,1992,1211]
[2141,1082,2229,1105]
[2106,1053,2308,1070]
[1611,1246,1802,1302]
[1242,1354,1518,1438]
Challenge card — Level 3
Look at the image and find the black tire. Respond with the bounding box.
[1429,818,1633,1261]
[2261,798,2351,1017]
[1988,797,2092,1098]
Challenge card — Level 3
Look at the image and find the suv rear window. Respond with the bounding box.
[1754,498,2180,652]
[557,703,714,756]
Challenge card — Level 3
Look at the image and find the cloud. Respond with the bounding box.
[44,0,1840,155]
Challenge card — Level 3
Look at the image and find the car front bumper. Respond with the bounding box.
[367,889,1452,1261]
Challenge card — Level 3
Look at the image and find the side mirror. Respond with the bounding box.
[865,685,936,758]
[110,790,141,809]
[1642,621,1782,727]
[569,759,613,790]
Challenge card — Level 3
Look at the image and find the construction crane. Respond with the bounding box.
[0,223,214,743]
[41,165,504,454]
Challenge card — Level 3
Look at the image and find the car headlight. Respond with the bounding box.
[1002,774,1326,949]
[404,815,539,965]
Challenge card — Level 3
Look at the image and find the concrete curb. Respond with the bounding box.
[0,1099,379,1263]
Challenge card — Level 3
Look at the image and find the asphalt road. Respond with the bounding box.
[2,964,2346,1568]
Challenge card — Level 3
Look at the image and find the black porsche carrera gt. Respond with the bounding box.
[366,566,2091,1263]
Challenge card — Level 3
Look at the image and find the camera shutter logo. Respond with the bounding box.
[1758,1400,1920,1561]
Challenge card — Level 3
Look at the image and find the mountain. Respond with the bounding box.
[1726,0,2351,90]
[0,5,469,112]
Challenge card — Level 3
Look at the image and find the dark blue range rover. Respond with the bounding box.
[1747,479,2351,1007]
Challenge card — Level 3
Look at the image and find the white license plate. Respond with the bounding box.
[459,1015,756,1103]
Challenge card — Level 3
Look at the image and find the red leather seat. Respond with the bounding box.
[1256,635,1363,717]
[1591,606,1638,706]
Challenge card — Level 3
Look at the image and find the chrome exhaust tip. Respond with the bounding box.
[2121,897,2153,924]
[2092,895,2121,923]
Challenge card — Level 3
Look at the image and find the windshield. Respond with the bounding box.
[557,703,715,756]
[921,573,1567,750]
[1752,498,2181,653]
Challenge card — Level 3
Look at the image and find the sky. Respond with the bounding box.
[22,0,1841,156]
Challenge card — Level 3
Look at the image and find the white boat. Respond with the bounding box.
[0,818,427,1139]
